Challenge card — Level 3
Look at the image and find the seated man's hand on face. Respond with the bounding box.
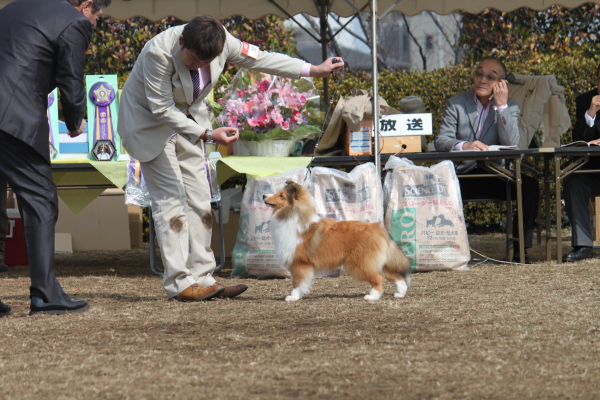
[462,140,489,151]
[491,79,509,107]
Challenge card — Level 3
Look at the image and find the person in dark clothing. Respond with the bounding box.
[0,0,110,315]
[562,64,600,262]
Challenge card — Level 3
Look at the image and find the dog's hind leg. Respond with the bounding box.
[364,273,384,301]
[382,266,411,298]
[380,239,411,298]
[286,266,314,302]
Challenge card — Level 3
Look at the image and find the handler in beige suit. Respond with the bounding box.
[118,16,343,302]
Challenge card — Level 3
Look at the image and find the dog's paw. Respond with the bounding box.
[394,280,408,298]
[285,295,299,302]
[364,289,382,301]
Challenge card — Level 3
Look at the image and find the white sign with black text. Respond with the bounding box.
[378,113,432,137]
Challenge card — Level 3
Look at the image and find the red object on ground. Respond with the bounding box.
[4,208,28,266]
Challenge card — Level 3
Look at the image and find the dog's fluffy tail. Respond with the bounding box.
[384,235,411,284]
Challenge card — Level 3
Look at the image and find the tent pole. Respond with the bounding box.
[320,0,329,105]
[371,0,381,220]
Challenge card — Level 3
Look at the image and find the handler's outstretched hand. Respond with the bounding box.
[212,127,239,145]
[310,57,345,78]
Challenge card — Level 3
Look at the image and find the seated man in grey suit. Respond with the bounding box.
[562,63,600,262]
[434,58,539,263]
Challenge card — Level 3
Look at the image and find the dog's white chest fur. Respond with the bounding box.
[271,214,316,268]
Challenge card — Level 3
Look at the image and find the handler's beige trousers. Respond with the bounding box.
[141,135,216,298]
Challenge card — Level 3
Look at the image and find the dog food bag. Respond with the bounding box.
[310,163,383,222]
[383,157,470,271]
[231,168,309,278]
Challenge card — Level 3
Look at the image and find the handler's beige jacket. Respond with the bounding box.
[118,25,305,162]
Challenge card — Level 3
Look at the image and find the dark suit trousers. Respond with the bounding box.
[0,175,6,260]
[459,168,539,248]
[0,130,64,301]
[563,173,600,247]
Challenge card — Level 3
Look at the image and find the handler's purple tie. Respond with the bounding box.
[190,69,200,101]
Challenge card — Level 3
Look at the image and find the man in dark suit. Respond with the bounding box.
[434,58,540,264]
[0,0,110,315]
[562,64,600,262]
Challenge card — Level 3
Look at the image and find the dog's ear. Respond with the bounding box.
[285,181,304,201]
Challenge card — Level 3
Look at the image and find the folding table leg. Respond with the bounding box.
[148,209,163,276]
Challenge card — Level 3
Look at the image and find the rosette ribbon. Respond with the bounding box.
[89,81,117,161]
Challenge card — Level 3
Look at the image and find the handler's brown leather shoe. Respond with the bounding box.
[213,282,248,299]
[170,283,225,302]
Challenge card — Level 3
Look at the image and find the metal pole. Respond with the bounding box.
[371,0,381,221]
[320,0,329,105]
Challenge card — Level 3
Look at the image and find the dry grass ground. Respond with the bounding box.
[1,234,600,399]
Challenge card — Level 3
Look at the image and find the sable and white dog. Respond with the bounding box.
[263,181,411,302]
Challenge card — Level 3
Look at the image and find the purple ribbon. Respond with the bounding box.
[129,160,145,187]
[89,81,116,146]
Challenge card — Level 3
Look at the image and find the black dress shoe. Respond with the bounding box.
[512,250,532,264]
[30,294,89,315]
[0,300,12,317]
[0,260,8,272]
[562,246,594,263]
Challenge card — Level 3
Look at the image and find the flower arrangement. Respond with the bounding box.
[212,69,322,142]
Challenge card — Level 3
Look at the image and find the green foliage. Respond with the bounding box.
[87,17,184,78]
[86,15,297,90]
[461,4,600,63]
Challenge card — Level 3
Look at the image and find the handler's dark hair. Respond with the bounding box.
[181,16,226,60]
[68,0,112,14]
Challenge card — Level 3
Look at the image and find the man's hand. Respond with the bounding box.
[463,140,489,151]
[491,79,508,107]
[67,119,87,138]
[211,127,239,145]
[587,95,600,118]
[588,138,600,145]
[309,57,344,78]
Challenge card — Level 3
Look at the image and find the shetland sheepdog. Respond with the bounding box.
[263,181,411,302]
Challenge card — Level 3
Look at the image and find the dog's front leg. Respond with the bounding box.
[286,266,314,302]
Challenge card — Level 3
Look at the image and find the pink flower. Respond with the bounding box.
[217,70,318,136]
[258,79,271,92]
